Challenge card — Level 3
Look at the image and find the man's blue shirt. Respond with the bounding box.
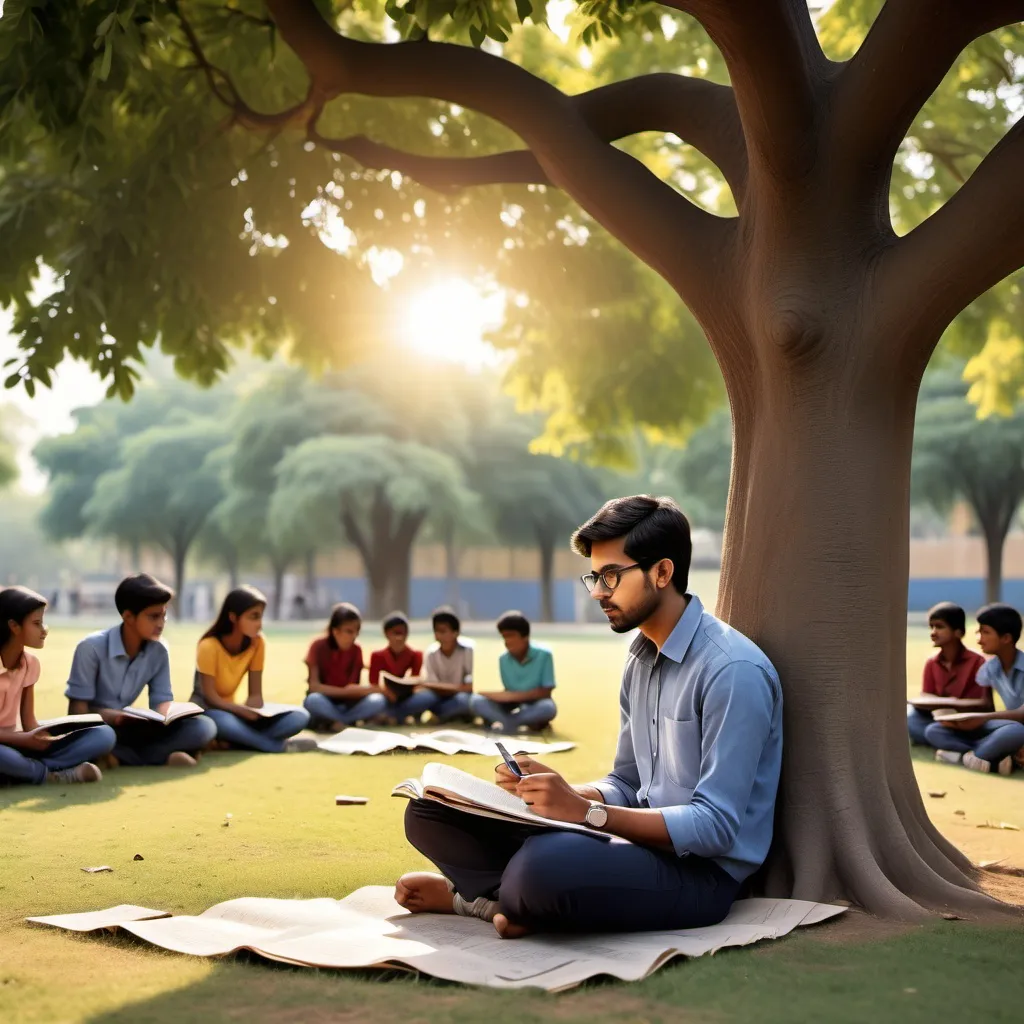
[592,595,783,882]
[977,650,1024,710]
[65,626,174,710]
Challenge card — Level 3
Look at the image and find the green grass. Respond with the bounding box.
[1,624,1022,1024]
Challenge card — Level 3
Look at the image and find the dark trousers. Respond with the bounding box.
[112,715,218,766]
[404,799,741,932]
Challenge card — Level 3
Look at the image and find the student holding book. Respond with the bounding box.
[0,587,115,785]
[422,606,474,723]
[368,612,437,724]
[397,495,782,938]
[192,586,313,752]
[469,612,557,733]
[303,603,388,730]
[66,575,216,769]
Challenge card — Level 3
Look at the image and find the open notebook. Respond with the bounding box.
[392,762,610,839]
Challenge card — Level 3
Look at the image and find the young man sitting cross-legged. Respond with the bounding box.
[394,495,783,938]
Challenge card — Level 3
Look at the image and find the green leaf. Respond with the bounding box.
[469,23,485,46]
[96,12,116,39]
[98,41,113,82]
[515,0,533,21]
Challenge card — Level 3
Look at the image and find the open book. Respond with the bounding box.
[28,714,105,738]
[380,672,424,699]
[248,702,303,719]
[120,702,205,726]
[907,695,990,712]
[392,762,610,839]
[930,710,988,723]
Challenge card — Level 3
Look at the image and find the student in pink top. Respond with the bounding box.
[0,587,115,786]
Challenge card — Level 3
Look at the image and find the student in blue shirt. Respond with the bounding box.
[925,603,1024,774]
[396,495,782,938]
[469,612,557,733]
[66,574,217,768]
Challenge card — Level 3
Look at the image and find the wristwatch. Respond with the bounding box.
[584,801,609,829]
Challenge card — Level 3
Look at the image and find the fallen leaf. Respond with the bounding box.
[978,858,1008,868]
[927,791,947,798]
[954,809,966,816]
[133,854,144,861]
[81,866,113,873]
[977,821,1020,831]
[940,914,960,921]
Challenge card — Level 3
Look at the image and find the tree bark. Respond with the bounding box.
[716,356,1007,920]
[538,530,555,623]
[170,542,187,619]
[271,558,287,621]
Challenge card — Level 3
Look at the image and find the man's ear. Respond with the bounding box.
[655,558,676,590]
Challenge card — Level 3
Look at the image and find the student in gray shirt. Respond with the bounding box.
[422,607,474,722]
[66,574,217,768]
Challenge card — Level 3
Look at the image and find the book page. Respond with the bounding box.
[908,695,988,711]
[32,714,106,736]
[164,701,205,724]
[119,707,165,723]
[318,728,416,756]
[27,905,169,931]
[252,702,303,718]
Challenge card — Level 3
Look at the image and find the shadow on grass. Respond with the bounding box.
[78,916,1024,1024]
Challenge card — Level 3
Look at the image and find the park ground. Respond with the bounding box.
[2,621,1024,1024]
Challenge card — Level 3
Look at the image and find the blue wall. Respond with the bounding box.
[908,579,1024,613]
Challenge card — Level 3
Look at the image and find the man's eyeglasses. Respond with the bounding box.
[580,563,646,593]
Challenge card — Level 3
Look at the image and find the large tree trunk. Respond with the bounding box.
[537,530,555,622]
[981,523,1005,605]
[716,361,1002,921]
[271,559,287,621]
[170,542,187,618]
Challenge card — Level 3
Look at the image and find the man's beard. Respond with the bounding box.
[601,580,661,634]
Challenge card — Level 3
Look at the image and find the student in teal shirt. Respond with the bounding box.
[470,611,556,732]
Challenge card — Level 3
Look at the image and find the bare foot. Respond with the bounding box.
[166,751,198,768]
[394,872,455,914]
[493,913,532,939]
[329,722,346,733]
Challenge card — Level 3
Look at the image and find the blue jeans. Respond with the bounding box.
[469,694,557,732]
[924,719,1024,764]
[907,707,934,746]
[304,691,389,727]
[113,715,218,766]
[206,707,311,752]
[0,726,117,785]
[383,689,439,724]
[404,799,740,932]
[432,691,474,722]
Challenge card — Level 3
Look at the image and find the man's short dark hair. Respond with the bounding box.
[928,602,966,634]
[571,495,692,596]
[432,606,461,633]
[497,611,530,637]
[115,574,174,616]
[977,603,1022,644]
[383,611,410,633]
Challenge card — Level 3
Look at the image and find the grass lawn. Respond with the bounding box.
[1,623,1022,1024]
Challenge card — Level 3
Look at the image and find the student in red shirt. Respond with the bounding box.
[909,601,990,746]
[368,612,437,724]
[303,603,388,731]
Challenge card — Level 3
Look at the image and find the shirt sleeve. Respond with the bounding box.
[250,636,266,672]
[591,679,641,808]
[423,649,440,681]
[305,640,321,669]
[411,650,423,675]
[660,661,778,860]
[147,644,174,709]
[196,638,219,678]
[538,649,555,689]
[368,652,382,687]
[463,646,474,685]
[24,653,40,689]
[65,639,100,704]
[498,653,511,690]
[975,659,995,690]
[921,658,937,695]
[347,646,363,686]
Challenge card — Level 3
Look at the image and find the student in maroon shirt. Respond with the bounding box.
[909,602,990,747]
[302,603,387,731]
[368,612,437,724]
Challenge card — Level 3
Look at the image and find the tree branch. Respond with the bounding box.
[837,1,1024,169]
[262,0,735,305]
[308,75,747,199]
[878,115,1024,343]
[666,0,826,181]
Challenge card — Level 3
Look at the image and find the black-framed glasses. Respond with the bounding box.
[580,563,646,593]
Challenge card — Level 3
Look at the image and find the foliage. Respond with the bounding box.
[0,404,19,488]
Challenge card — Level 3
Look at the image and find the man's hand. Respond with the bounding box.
[235,705,262,722]
[245,694,265,710]
[97,708,125,728]
[494,754,555,793]
[479,691,520,704]
[20,732,55,752]
[515,772,590,823]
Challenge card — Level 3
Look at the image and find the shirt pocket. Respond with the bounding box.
[661,716,702,790]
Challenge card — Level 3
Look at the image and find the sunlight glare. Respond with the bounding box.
[401,279,505,369]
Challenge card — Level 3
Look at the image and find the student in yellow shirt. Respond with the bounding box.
[191,586,312,753]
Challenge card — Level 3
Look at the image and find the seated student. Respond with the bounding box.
[422,606,474,723]
[66,574,215,768]
[396,495,782,937]
[469,611,557,733]
[0,587,115,786]
[908,601,989,746]
[303,603,388,730]
[926,603,1024,774]
[191,586,312,753]
[368,612,437,724]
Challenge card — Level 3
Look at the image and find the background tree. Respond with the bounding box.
[0,405,20,490]
[85,420,227,609]
[4,0,1024,918]
[913,368,1024,604]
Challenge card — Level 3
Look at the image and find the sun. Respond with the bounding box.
[401,279,505,368]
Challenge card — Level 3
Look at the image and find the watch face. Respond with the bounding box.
[586,803,608,828]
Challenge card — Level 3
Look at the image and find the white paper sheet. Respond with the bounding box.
[29,886,846,990]
[316,727,574,758]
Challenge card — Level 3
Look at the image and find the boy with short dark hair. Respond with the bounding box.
[65,574,217,768]
[368,612,437,724]
[908,602,989,746]
[925,603,1024,774]
[423,606,474,723]
[470,610,557,733]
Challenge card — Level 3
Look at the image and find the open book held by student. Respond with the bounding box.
[28,714,105,738]
[379,672,424,700]
[118,702,206,726]
[907,695,989,712]
[392,762,610,840]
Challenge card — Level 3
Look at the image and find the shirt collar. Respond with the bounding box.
[1013,650,1024,675]
[107,626,139,660]
[629,594,704,665]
